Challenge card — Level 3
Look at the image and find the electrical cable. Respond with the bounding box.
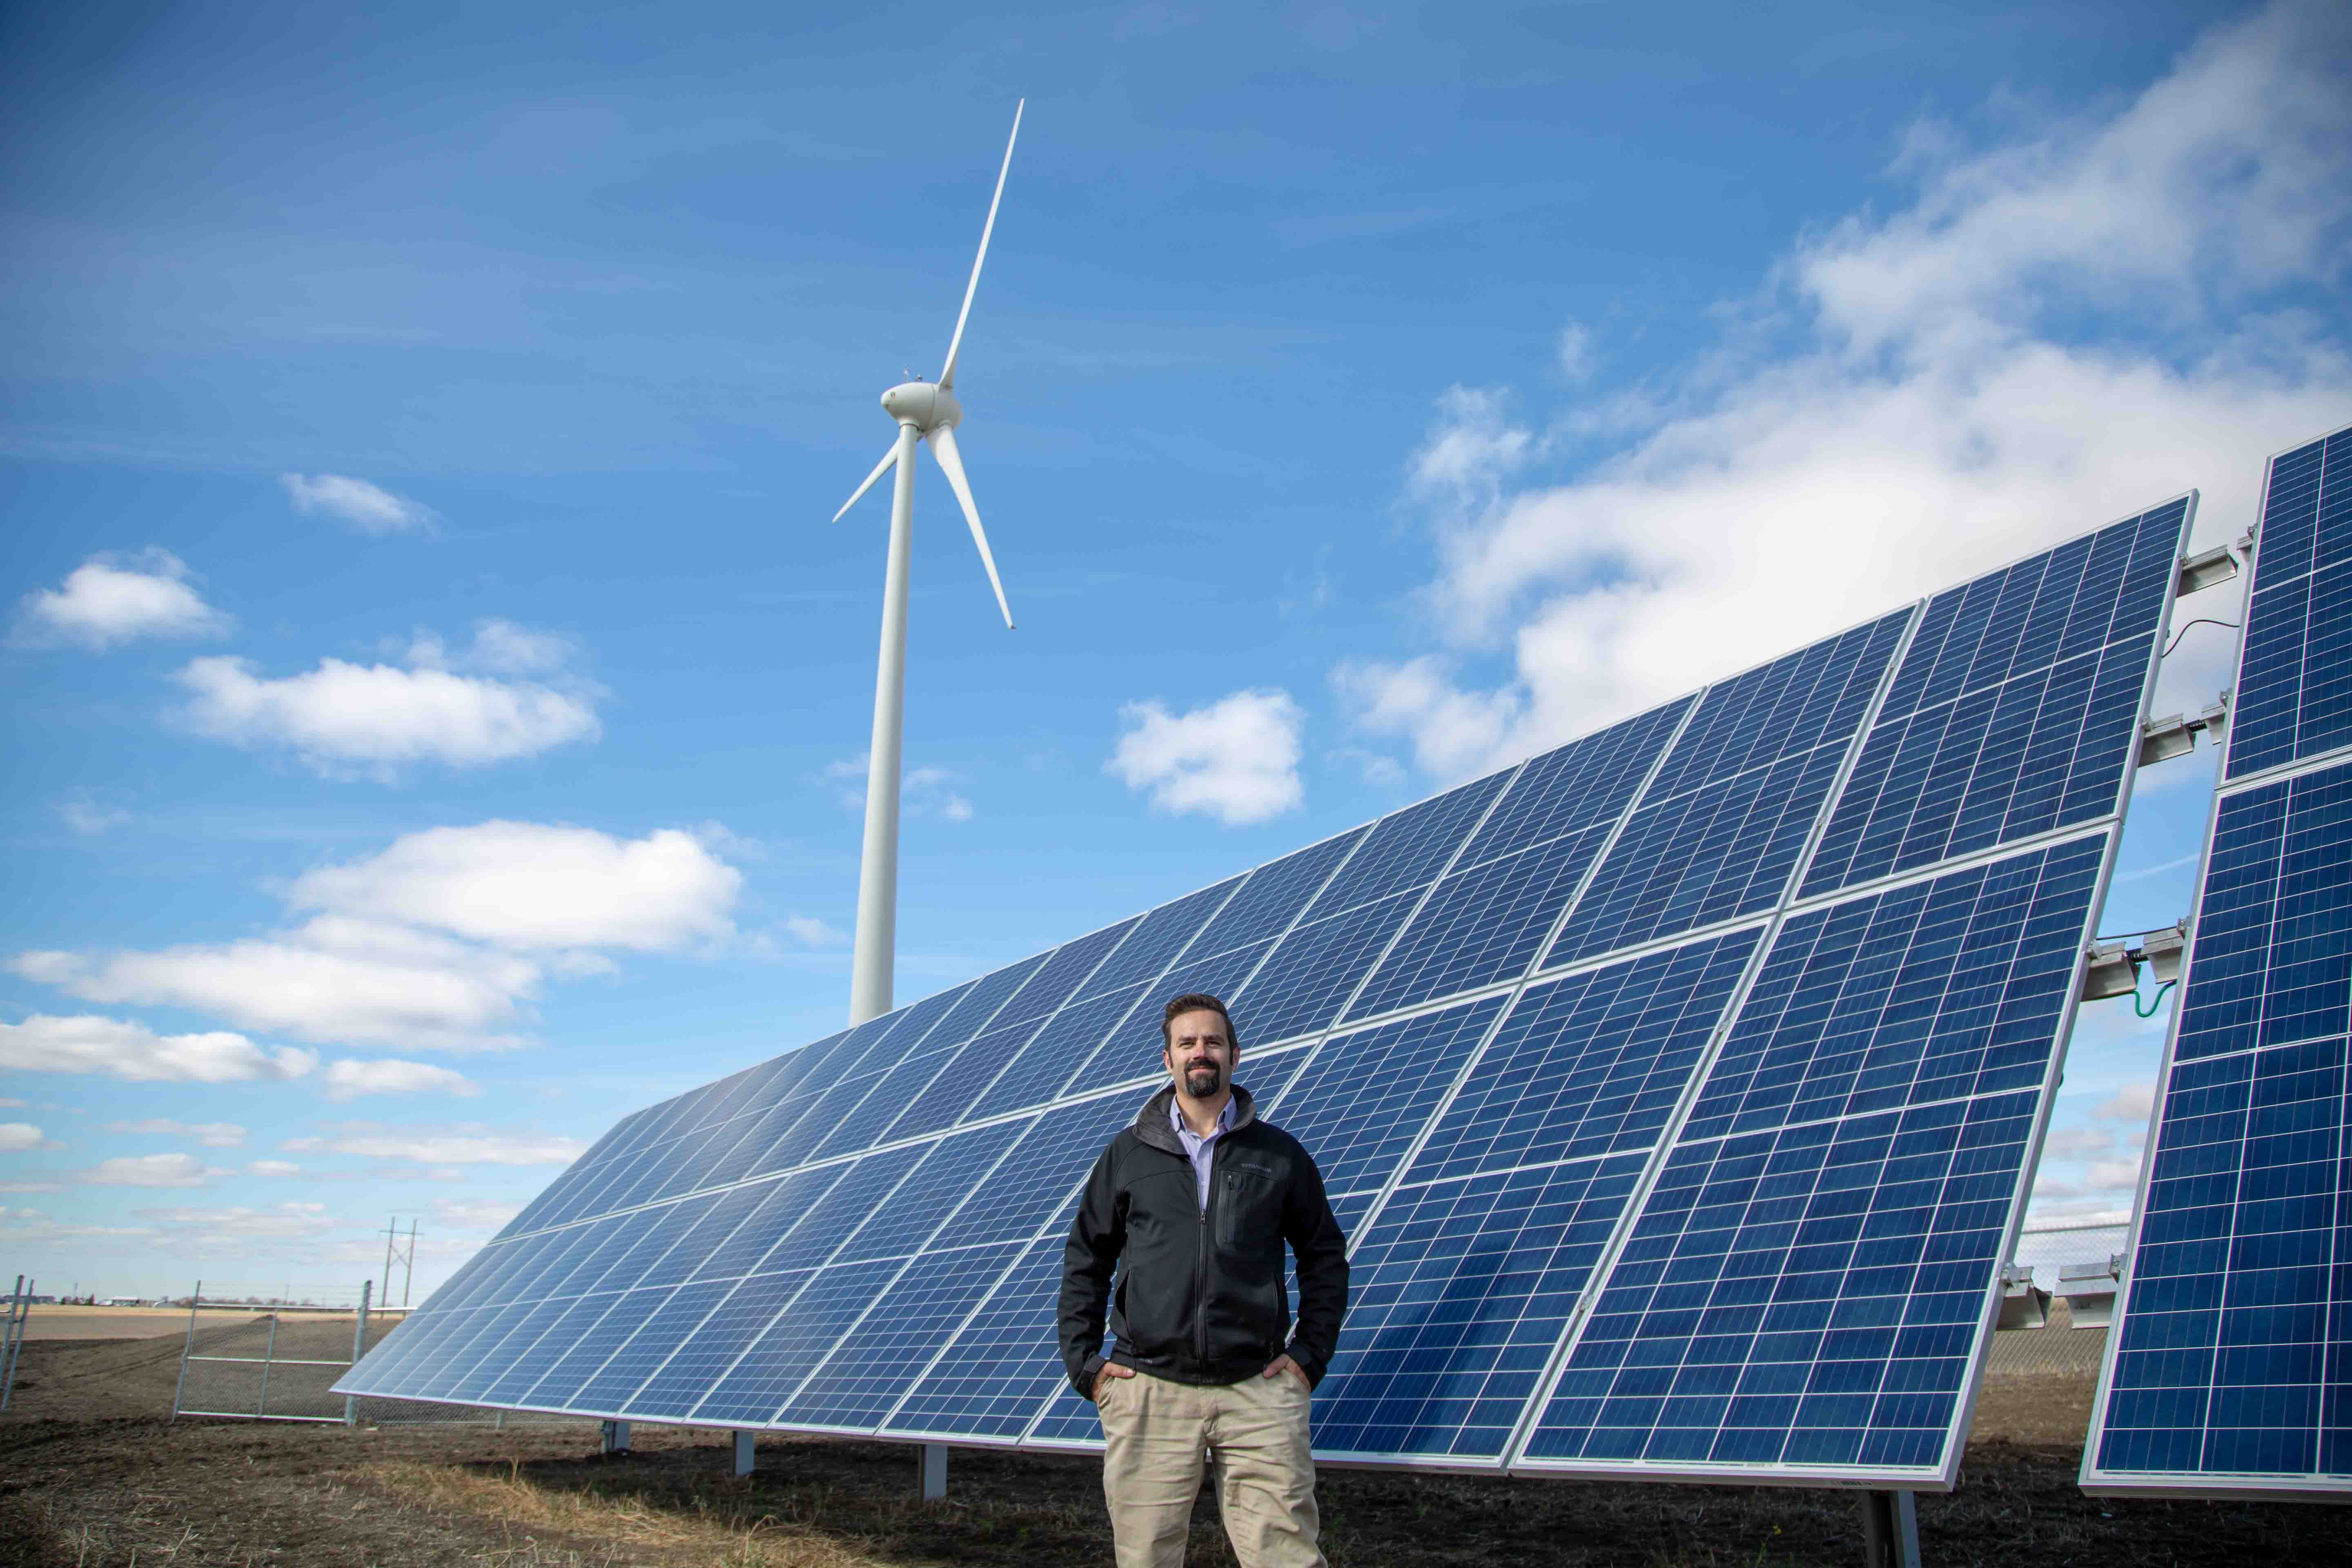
[2163,617,2238,657]
[2133,978,2177,1018]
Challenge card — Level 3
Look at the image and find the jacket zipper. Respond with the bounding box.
[1195,1138,1223,1366]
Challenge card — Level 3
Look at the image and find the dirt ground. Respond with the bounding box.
[13,1308,264,1343]
[0,1323,2341,1568]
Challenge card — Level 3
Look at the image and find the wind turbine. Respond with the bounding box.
[831,100,1023,1029]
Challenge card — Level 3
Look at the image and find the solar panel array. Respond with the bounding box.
[341,495,2192,1492]
[2087,424,2352,1499]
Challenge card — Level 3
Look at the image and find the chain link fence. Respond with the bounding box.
[168,1281,574,1427]
[1982,1221,2128,1379]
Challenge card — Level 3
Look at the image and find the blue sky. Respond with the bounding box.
[4,0,2347,1298]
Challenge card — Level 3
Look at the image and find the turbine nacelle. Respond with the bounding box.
[879,380,962,433]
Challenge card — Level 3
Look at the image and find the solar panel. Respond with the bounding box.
[2084,434,2352,1500]
[341,495,2191,1497]
[1521,832,2113,1483]
[2227,429,2352,780]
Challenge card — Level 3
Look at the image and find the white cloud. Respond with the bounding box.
[106,1118,247,1147]
[281,1124,587,1165]
[1555,321,1597,383]
[1108,688,1305,825]
[285,821,741,953]
[280,472,437,535]
[0,1123,59,1153]
[16,820,750,1052]
[14,549,232,649]
[175,651,599,776]
[321,1059,479,1100]
[782,914,845,947]
[0,1206,141,1236]
[1351,2,2352,780]
[57,800,131,835]
[17,924,539,1052]
[0,1098,26,1108]
[85,1153,220,1188]
[2096,1082,2159,1125]
[430,1196,525,1234]
[133,1201,346,1250]
[246,1159,302,1176]
[826,756,976,821]
[0,1013,318,1083]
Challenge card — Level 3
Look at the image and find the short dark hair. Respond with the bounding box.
[1161,993,1238,1051]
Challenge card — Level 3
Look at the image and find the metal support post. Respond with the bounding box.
[169,1280,201,1422]
[344,1280,371,1426]
[601,1419,631,1454]
[1858,1490,1920,1568]
[734,1429,756,1477]
[918,1441,947,1500]
[256,1310,281,1417]
[0,1274,29,1412]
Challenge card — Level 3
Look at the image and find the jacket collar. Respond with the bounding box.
[1133,1080,1256,1156]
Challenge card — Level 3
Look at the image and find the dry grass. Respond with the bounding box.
[361,1458,890,1567]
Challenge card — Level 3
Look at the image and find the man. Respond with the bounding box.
[1060,992,1348,1568]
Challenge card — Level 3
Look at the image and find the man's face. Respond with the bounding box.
[1164,1009,1237,1100]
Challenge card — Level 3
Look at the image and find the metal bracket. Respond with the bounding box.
[1859,1490,1922,1567]
[2082,918,2189,1002]
[1997,1263,2051,1331]
[2138,695,2231,767]
[2176,543,2240,596]
[919,1441,948,1499]
[2056,1254,2125,1329]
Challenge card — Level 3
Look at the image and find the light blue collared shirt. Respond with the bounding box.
[1169,1095,1235,1212]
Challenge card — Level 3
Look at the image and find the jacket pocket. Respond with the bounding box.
[1216,1163,1282,1251]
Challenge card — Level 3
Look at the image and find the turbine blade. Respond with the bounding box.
[831,441,903,522]
[937,100,1023,393]
[925,425,1013,629]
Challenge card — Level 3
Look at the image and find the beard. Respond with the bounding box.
[1184,1062,1224,1096]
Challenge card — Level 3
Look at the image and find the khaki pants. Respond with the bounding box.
[1097,1369,1324,1568]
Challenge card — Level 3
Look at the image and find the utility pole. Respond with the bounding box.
[381,1216,418,1307]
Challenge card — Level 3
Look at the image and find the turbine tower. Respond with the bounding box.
[832,100,1023,1028]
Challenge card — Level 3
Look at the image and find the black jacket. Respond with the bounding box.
[1059,1082,1348,1397]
